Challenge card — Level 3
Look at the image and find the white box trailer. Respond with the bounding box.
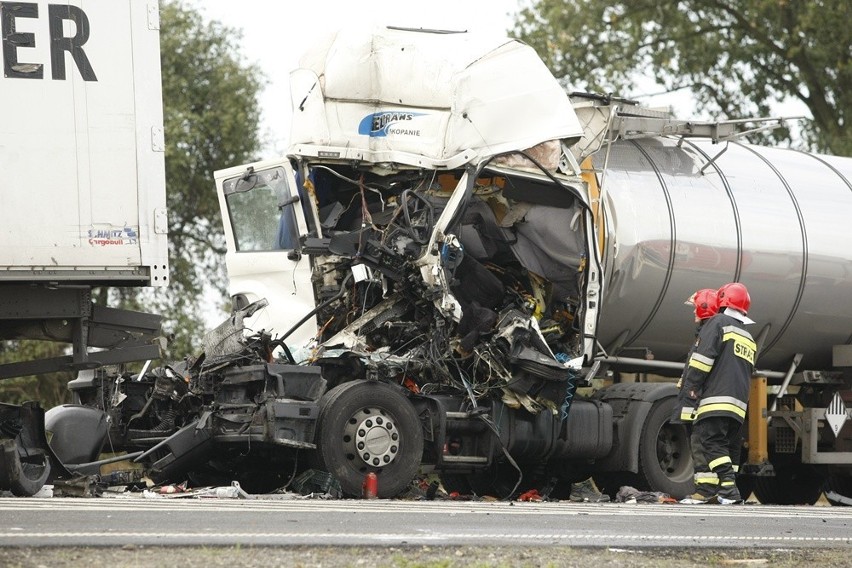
[0,0,168,285]
[0,0,167,380]
[0,0,167,496]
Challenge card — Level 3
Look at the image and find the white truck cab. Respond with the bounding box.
[215,26,600,363]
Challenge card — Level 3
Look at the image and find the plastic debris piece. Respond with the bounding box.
[518,489,542,502]
[615,485,671,504]
[291,469,343,499]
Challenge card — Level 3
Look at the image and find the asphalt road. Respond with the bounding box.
[1,496,851,549]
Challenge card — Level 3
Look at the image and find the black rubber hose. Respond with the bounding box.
[277,273,354,344]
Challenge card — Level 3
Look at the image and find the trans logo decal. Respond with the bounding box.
[358,111,425,137]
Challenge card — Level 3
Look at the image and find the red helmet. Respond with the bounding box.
[685,288,719,320]
[717,282,751,314]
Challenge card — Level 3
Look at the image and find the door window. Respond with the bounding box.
[223,167,299,251]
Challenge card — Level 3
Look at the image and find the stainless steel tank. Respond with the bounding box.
[594,137,852,371]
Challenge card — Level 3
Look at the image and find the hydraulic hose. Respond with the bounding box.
[277,273,354,344]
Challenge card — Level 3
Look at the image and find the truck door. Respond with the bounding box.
[214,158,316,350]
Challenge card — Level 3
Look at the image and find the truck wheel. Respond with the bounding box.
[635,397,693,498]
[316,381,423,498]
[0,439,51,497]
[826,473,852,506]
[736,474,755,502]
[753,467,824,505]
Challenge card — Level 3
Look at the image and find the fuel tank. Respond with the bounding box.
[594,137,852,371]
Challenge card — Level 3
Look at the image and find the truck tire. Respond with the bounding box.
[826,473,852,506]
[315,381,423,498]
[0,439,50,497]
[736,474,755,502]
[753,466,824,505]
[635,397,693,499]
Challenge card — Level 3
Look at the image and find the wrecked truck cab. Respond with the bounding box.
[40,26,852,502]
[208,27,632,498]
[210,151,610,498]
[216,26,601,367]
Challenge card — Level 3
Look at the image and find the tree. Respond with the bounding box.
[0,342,71,408]
[119,0,266,357]
[511,0,851,155]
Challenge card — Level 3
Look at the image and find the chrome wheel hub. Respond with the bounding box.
[346,408,399,467]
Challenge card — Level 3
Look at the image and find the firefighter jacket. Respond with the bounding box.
[682,309,756,424]
[671,322,705,423]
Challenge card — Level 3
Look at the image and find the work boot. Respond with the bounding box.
[717,496,743,505]
[569,478,610,503]
[716,484,742,505]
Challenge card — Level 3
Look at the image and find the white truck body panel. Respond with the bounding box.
[0,0,168,285]
[288,27,584,169]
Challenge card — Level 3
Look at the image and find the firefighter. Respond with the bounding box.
[680,282,756,504]
[671,288,719,425]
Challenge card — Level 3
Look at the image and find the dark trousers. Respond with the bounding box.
[692,416,743,498]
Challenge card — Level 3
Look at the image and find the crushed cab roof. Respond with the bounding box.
[288,26,583,169]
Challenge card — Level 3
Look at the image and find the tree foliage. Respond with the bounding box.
[0,342,71,408]
[512,0,851,155]
[127,0,266,356]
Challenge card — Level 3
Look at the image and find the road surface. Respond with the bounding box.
[1,496,850,548]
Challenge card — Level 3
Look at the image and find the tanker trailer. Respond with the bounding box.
[207,27,852,501]
[566,94,852,504]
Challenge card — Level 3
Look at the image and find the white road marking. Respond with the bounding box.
[0,531,848,543]
[0,499,849,520]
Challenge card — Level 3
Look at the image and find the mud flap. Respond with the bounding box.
[0,402,52,496]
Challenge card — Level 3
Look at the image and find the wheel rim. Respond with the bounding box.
[344,407,399,468]
[656,423,691,479]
